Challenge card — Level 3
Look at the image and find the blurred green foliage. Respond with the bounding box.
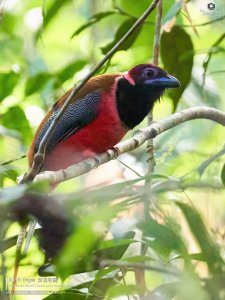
[0,0,225,299]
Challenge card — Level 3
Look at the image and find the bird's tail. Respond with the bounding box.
[12,181,58,294]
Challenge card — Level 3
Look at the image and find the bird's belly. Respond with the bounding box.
[44,103,128,171]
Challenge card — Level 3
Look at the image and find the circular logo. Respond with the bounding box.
[208,3,216,10]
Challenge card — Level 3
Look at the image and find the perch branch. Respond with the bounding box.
[23,0,160,183]
[34,106,225,184]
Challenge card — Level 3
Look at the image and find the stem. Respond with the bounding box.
[138,1,163,295]
[101,259,179,277]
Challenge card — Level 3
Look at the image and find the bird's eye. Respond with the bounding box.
[145,68,156,78]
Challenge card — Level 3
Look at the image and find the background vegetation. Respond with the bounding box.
[0,0,225,299]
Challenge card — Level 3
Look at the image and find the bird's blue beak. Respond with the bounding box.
[146,75,181,88]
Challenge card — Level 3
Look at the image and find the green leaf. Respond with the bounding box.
[0,235,17,253]
[141,217,188,259]
[39,232,134,277]
[96,231,135,260]
[25,60,87,95]
[43,289,88,300]
[0,13,17,34]
[160,26,194,111]
[42,0,71,30]
[81,273,119,299]
[197,145,225,176]
[0,165,19,186]
[56,205,122,280]
[0,70,20,102]
[99,238,135,251]
[101,18,142,55]
[170,252,206,263]
[43,276,118,299]
[71,11,115,38]
[0,36,23,68]
[122,255,152,263]
[0,228,42,252]
[25,72,52,96]
[176,202,223,273]
[107,284,137,298]
[56,59,87,85]
[202,33,225,88]
[162,0,182,25]
[0,184,27,205]
[0,125,21,139]
[94,266,119,282]
[1,106,32,145]
[141,282,179,300]
[221,163,225,187]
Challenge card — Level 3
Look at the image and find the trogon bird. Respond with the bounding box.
[28,64,180,172]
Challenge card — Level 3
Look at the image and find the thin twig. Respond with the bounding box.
[101,260,179,277]
[1,154,26,166]
[152,0,162,66]
[145,0,162,180]
[202,33,225,89]
[180,15,225,27]
[23,0,160,183]
[118,159,142,177]
[34,106,225,185]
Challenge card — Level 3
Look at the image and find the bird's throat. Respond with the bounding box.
[116,77,157,129]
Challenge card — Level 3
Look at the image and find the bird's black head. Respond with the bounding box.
[125,63,180,99]
[116,64,180,129]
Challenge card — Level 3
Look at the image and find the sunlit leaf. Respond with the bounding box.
[56,204,123,280]
[96,231,135,260]
[0,13,17,34]
[141,217,188,259]
[42,0,71,30]
[80,276,119,299]
[25,72,52,96]
[0,70,20,102]
[107,284,137,298]
[162,0,182,25]
[141,282,179,300]
[56,59,87,85]
[176,202,223,273]
[197,145,225,176]
[221,163,225,187]
[71,11,115,38]
[202,33,225,88]
[0,125,21,139]
[0,184,27,205]
[0,36,23,67]
[160,26,194,111]
[0,165,19,186]
[43,289,88,299]
[101,18,142,55]
[1,106,32,145]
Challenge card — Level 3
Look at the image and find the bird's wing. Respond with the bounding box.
[33,90,100,155]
